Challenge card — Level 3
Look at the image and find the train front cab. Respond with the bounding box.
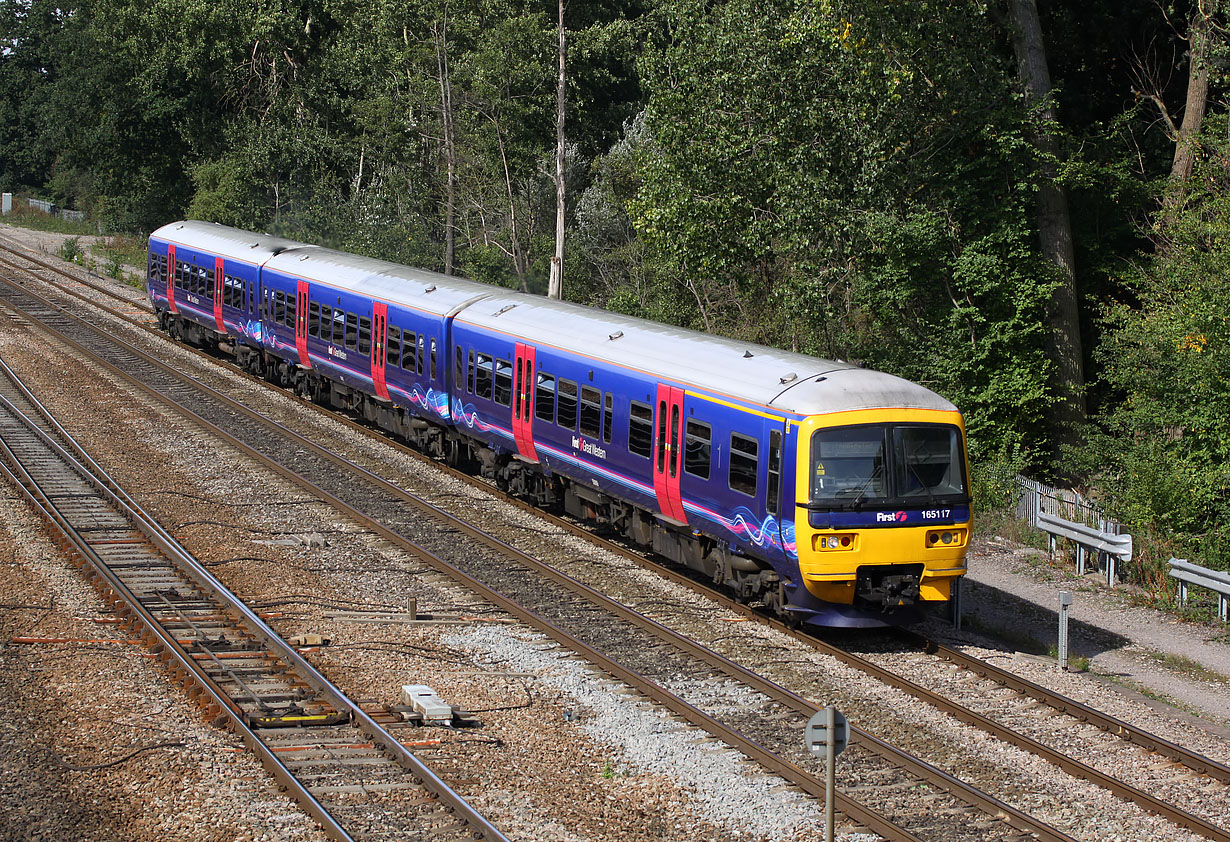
[793,408,970,621]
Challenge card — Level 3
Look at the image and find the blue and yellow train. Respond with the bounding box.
[147,220,971,628]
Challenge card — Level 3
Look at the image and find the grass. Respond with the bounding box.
[89,234,148,287]
[1,205,96,235]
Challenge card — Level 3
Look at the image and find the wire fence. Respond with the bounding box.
[1014,475,1127,537]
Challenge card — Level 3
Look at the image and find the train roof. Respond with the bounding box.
[156,221,956,418]
[263,246,495,318]
[454,291,956,417]
[151,220,309,265]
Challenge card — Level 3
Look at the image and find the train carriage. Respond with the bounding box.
[148,220,971,629]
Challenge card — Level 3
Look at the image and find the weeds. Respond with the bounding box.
[59,236,81,262]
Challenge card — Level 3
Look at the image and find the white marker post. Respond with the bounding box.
[1058,590,1073,670]
[805,704,848,842]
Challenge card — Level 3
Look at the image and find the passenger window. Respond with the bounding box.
[358,316,371,355]
[535,372,556,423]
[467,349,475,393]
[767,430,783,516]
[308,301,319,337]
[494,359,513,406]
[417,334,426,375]
[579,386,601,437]
[628,401,652,459]
[557,379,578,429]
[685,421,712,480]
[388,327,402,368]
[285,295,296,329]
[345,312,359,350]
[730,433,759,497]
[475,353,493,399]
[273,291,286,326]
[603,393,613,444]
[332,308,345,343]
[404,331,417,370]
[430,338,437,380]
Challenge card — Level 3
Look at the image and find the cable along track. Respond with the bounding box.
[0,271,1091,842]
[4,245,1228,840]
[0,354,506,842]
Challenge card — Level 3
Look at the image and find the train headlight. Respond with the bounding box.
[926,529,966,548]
[814,534,855,551]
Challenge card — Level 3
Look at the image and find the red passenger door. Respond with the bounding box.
[166,244,178,314]
[213,257,225,332]
[653,384,687,524]
[295,280,311,368]
[371,302,389,400]
[512,342,538,462]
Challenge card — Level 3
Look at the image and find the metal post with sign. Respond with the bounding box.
[805,705,847,842]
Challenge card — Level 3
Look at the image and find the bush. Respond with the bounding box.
[59,237,81,262]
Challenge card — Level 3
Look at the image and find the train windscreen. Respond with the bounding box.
[810,424,966,507]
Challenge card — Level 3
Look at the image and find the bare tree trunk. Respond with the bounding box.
[1168,4,1212,206]
[1006,0,1086,452]
[548,0,566,300]
[433,14,457,275]
[494,121,529,292]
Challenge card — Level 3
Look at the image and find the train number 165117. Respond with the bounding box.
[921,509,952,520]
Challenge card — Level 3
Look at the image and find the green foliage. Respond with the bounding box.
[1079,134,1230,570]
[631,0,1057,461]
[59,236,82,263]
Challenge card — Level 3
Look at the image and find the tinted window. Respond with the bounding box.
[767,430,782,515]
[579,386,601,437]
[685,421,711,480]
[730,433,758,497]
[430,338,438,380]
[358,316,371,355]
[536,372,556,423]
[388,326,402,367]
[494,359,513,406]
[557,379,578,429]
[332,309,345,344]
[810,426,888,503]
[273,291,286,326]
[893,425,966,498]
[475,353,493,399]
[628,401,652,458]
[404,331,417,370]
[345,312,358,350]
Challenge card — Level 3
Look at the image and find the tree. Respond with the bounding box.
[1004,0,1086,458]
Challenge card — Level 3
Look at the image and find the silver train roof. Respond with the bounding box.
[153,221,956,417]
[454,291,955,417]
[151,220,309,265]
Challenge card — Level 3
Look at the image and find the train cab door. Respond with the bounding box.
[512,342,538,462]
[166,244,178,314]
[653,384,687,524]
[295,280,311,369]
[212,257,225,332]
[371,302,389,400]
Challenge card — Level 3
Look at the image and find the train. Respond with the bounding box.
[146,220,971,628]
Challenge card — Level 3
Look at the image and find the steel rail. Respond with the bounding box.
[0,359,509,842]
[8,244,1226,838]
[0,276,1085,842]
[904,631,1230,784]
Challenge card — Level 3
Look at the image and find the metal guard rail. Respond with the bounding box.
[1169,558,1230,622]
[1036,512,1133,588]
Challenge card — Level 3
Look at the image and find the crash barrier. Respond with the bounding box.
[1036,511,1133,588]
[1168,558,1230,622]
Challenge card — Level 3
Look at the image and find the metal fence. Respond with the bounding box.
[1016,476,1130,585]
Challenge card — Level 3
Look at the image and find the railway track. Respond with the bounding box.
[0,251,1068,842]
[2,240,1228,840]
[0,354,507,842]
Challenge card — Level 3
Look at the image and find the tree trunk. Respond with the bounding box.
[1006,0,1086,453]
[1167,5,1212,206]
[433,16,457,275]
[548,0,566,300]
